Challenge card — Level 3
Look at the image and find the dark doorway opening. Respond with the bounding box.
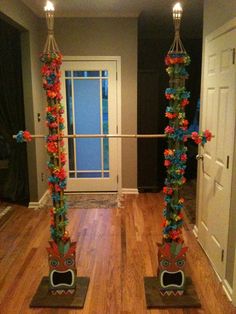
[0,18,29,205]
[137,2,203,224]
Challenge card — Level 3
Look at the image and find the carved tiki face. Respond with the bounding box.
[47,241,77,295]
[158,242,188,296]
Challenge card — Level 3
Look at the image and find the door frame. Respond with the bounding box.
[195,17,236,304]
[62,56,122,193]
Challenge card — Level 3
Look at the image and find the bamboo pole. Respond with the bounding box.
[13,133,214,139]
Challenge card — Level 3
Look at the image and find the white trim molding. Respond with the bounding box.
[207,17,236,42]
[28,189,49,209]
[62,56,122,194]
[204,17,236,307]
[222,279,233,303]
[121,188,139,194]
[232,244,236,306]
[193,225,198,238]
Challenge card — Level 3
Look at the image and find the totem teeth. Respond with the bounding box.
[51,289,75,295]
[160,290,184,296]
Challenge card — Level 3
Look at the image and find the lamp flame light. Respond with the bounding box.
[43,0,59,53]
[44,0,55,12]
[168,2,185,54]
[173,2,183,20]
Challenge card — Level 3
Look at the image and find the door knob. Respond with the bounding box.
[196,154,204,161]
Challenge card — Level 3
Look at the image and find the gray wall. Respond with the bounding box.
[0,0,48,201]
[0,2,138,200]
[40,17,138,189]
[203,0,236,37]
[202,0,236,290]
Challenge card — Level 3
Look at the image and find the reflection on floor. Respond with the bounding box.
[0,201,12,228]
[182,179,197,225]
[0,193,234,313]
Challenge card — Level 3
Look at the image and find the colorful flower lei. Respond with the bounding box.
[162,52,212,243]
[16,130,32,143]
[165,53,191,66]
[40,51,69,244]
[191,129,212,145]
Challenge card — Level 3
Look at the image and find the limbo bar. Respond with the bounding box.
[14,133,213,139]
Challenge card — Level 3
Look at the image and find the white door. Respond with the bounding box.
[198,28,236,278]
[61,59,118,192]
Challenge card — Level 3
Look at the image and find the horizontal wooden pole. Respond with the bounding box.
[67,134,166,138]
[13,133,166,139]
[13,133,214,139]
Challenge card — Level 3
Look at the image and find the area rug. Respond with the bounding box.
[66,193,121,209]
[43,193,122,209]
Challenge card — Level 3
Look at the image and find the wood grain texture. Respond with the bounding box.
[0,194,235,314]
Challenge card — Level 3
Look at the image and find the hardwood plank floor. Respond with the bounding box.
[0,194,235,314]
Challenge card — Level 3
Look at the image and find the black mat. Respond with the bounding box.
[30,277,90,308]
[144,276,201,308]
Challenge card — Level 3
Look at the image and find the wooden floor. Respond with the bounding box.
[0,193,235,314]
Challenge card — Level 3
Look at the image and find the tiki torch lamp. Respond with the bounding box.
[170,2,185,55]
[30,0,89,307]
[144,2,200,306]
[43,1,59,53]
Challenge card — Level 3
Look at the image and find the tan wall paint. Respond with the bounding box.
[202,0,236,293]
[39,17,138,189]
[0,0,48,201]
[203,0,236,37]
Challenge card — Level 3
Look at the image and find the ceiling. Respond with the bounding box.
[20,0,202,19]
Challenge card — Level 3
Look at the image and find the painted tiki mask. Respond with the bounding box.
[158,242,188,296]
[47,241,77,295]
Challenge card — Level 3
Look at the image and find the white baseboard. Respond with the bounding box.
[28,190,49,209]
[193,225,198,238]
[28,202,40,209]
[223,279,233,302]
[121,188,139,194]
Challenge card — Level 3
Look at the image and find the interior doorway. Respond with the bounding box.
[198,25,236,280]
[61,58,121,192]
[0,18,29,204]
[137,9,203,225]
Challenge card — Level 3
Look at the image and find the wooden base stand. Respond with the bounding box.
[144,276,201,308]
[30,277,90,308]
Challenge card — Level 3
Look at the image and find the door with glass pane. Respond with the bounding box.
[61,60,118,191]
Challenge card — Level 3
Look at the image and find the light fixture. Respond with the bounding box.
[44,0,55,12]
[169,2,185,54]
[173,2,183,20]
[43,0,59,53]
